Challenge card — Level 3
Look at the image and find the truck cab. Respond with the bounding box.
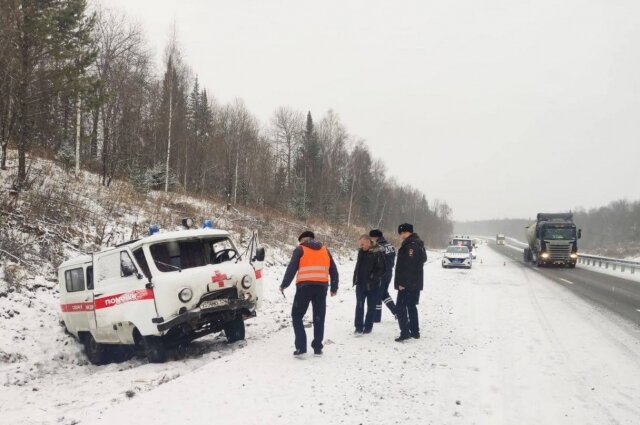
[58,224,265,364]
[496,234,506,245]
[524,213,581,267]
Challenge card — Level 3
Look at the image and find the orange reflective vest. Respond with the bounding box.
[296,245,330,284]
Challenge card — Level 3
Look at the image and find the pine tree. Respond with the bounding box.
[9,0,95,187]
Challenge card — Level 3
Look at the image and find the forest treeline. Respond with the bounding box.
[455,199,640,257]
[0,1,453,246]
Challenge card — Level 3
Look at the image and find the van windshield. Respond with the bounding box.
[149,237,238,272]
[451,239,472,249]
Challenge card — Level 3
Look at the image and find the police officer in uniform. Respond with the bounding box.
[280,231,339,356]
[352,234,386,334]
[369,229,396,322]
[394,223,427,342]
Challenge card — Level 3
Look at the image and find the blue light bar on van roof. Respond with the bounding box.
[149,224,160,235]
[203,219,214,229]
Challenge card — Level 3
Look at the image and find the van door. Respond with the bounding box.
[93,249,157,342]
[60,266,93,337]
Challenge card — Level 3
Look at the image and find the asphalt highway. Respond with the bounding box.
[488,241,640,326]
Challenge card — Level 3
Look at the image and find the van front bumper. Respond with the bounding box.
[156,299,256,332]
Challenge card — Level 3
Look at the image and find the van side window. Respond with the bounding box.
[133,248,151,279]
[120,251,137,277]
[86,266,94,290]
[65,268,85,292]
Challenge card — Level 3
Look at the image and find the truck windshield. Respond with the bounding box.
[149,237,238,273]
[543,228,575,240]
[447,246,469,254]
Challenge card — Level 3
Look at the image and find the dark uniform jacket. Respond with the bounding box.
[352,243,386,291]
[394,233,427,292]
[377,237,396,287]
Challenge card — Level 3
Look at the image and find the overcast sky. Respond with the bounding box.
[99,0,640,221]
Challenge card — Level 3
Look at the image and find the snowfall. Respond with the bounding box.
[2,242,640,425]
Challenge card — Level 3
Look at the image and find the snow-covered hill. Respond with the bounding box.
[0,152,361,424]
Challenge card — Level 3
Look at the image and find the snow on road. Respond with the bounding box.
[76,246,640,425]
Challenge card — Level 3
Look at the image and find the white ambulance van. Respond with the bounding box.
[58,223,265,364]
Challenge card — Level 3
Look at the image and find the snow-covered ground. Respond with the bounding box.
[6,244,633,425]
[0,152,358,424]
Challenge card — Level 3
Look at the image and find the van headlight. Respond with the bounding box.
[241,275,253,289]
[178,287,193,303]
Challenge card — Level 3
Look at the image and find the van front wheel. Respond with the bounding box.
[84,334,109,365]
[143,336,167,363]
[224,317,245,343]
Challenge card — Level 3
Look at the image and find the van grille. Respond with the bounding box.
[199,287,238,304]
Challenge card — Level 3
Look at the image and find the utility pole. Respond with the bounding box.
[165,58,173,193]
[347,172,356,230]
[75,95,81,177]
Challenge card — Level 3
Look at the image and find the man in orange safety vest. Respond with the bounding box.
[280,231,339,357]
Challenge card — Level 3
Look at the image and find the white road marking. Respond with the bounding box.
[636,309,640,313]
[560,278,574,285]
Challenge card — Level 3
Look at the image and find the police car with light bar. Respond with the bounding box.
[58,219,265,364]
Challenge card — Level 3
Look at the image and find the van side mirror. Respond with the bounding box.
[578,229,582,239]
[254,247,266,262]
[121,264,136,278]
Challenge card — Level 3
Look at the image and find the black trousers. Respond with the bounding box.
[292,285,327,351]
[354,285,379,332]
[374,279,396,322]
[396,289,420,337]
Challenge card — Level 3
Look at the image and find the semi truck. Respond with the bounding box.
[524,213,581,267]
[496,234,506,245]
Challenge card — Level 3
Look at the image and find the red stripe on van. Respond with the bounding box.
[93,288,154,310]
[255,269,263,279]
[61,302,94,312]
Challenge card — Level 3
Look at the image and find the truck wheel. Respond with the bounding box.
[224,317,245,343]
[143,336,167,363]
[84,334,110,365]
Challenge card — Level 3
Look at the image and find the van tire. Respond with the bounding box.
[110,345,135,363]
[143,336,167,363]
[84,334,110,365]
[224,317,245,343]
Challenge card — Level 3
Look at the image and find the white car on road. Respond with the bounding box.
[442,245,472,269]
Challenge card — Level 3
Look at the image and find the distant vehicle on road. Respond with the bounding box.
[524,213,581,267]
[496,234,506,245]
[442,245,472,269]
[450,235,476,259]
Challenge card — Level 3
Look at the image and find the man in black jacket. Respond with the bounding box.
[353,235,386,334]
[369,229,396,322]
[394,223,427,342]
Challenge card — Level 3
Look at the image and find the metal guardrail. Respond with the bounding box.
[577,254,640,274]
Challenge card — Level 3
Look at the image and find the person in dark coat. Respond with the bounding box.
[369,229,396,322]
[280,231,339,356]
[352,234,386,334]
[394,223,427,342]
